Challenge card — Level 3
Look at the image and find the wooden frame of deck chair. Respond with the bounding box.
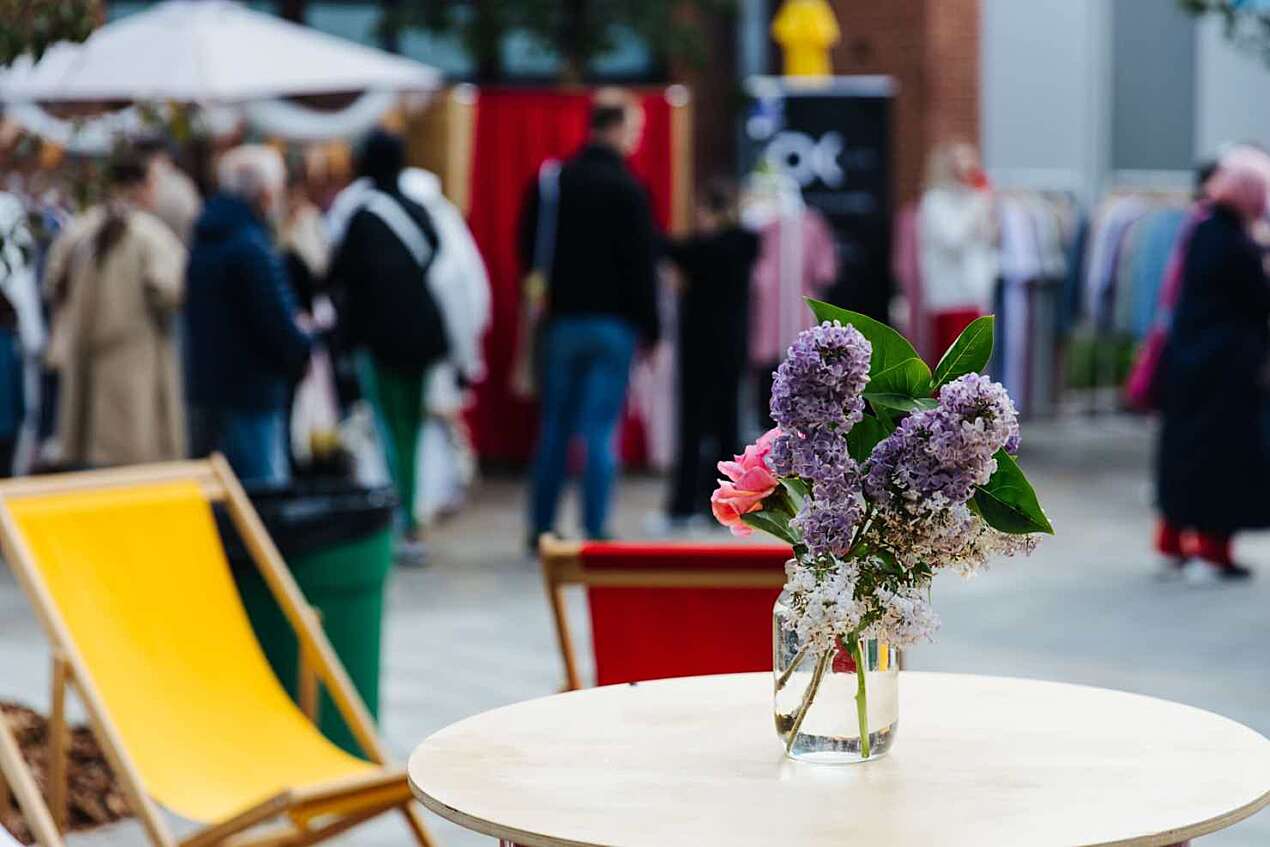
[539,534,792,691]
[0,457,435,847]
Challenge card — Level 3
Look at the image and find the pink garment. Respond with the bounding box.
[892,204,929,361]
[1124,203,1210,411]
[749,208,838,365]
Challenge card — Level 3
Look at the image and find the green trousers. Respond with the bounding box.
[362,357,425,533]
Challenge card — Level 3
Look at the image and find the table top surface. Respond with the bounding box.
[408,672,1270,847]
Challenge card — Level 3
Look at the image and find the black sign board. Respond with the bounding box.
[741,76,895,321]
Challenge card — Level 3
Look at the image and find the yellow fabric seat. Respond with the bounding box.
[7,481,376,822]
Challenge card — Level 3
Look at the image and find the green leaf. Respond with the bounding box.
[973,450,1054,535]
[781,477,810,509]
[865,393,939,414]
[806,298,921,377]
[869,357,932,398]
[932,316,995,389]
[846,416,888,463]
[741,509,801,545]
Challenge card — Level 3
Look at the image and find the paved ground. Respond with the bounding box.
[1,413,1268,845]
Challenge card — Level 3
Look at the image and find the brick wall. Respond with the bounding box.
[829,0,981,205]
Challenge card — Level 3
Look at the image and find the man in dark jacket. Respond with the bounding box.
[326,131,447,560]
[519,90,660,543]
[186,144,312,484]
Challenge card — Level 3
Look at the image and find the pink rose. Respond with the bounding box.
[711,428,781,536]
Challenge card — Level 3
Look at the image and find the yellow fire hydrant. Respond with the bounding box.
[771,0,841,78]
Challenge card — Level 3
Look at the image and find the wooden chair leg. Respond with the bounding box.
[545,582,581,691]
[297,609,322,724]
[48,651,70,832]
[0,705,65,847]
[400,803,437,847]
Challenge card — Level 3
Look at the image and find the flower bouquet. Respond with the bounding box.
[713,300,1052,763]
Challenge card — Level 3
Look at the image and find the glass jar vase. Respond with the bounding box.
[773,589,899,763]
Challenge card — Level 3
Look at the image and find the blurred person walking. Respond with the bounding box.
[43,151,187,468]
[326,131,448,562]
[519,91,660,545]
[918,142,997,356]
[1156,157,1270,583]
[661,178,759,528]
[135,136,202,245]
[186,144,312,484]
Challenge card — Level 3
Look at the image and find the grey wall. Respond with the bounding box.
[1110,0,1195,172]
[1195,15,1270,158]
[980,0,1110,198]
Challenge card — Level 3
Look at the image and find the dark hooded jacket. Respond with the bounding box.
[185,193,311,412]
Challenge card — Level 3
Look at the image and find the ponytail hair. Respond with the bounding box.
[95,151,149,262]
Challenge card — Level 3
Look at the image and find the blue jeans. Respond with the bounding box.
[530,316,636,539]
[191,407,290,486]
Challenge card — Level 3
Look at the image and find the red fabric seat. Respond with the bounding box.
[579,542,790,686]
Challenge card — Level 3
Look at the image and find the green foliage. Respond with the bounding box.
[932,316,994,389]
[973,450,1054,535]
[1179,0,1270,66]
[868,356,932,398]
[0,0,98,67]
[845,415,887,463]
[806,299,921,377]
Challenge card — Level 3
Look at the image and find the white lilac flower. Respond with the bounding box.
[863,585,941,647]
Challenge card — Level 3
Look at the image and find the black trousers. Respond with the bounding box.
[668,349,742,518]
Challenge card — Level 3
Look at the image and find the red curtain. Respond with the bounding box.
[465,88,675,463]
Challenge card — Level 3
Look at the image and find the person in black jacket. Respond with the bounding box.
[1156,159,1270,583]
[186,145,312,484]
[662,178,760,525]
[327,131,447,560]
[520,91,660,543]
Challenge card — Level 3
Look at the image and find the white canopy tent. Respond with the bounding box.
[0,0,441,148]
[0,0,439,102]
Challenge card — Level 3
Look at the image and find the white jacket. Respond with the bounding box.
[328,169,491,383]
[917,186,998,312]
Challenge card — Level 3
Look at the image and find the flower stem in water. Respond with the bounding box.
[784,650,831,753]
[775,643,810,692]
[852,636,871,758]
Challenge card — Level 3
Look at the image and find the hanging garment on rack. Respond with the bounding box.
[747,203,837,367]
[1124,207,1188,340]
[1083,195,1152,330]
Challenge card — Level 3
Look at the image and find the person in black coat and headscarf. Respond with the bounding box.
[1156,158,1270,582]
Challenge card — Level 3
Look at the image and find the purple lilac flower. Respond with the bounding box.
[864,373,1020,509]
[792,475,864,559]
[768,322,871,433]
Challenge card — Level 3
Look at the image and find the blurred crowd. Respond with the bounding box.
[2,85,1270,579]
[0,126,490,564]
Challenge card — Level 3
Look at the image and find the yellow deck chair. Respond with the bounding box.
[0,457,435,847]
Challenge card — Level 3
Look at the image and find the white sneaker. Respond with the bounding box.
[1182,559,1224,586]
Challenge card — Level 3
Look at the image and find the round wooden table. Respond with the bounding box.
[408,673,1270,847]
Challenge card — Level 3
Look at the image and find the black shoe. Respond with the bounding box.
[1184,559,1253,584]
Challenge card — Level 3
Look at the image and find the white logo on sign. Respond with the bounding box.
[762,130,845,189]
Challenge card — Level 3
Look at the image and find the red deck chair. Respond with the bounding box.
[539,535,791,690]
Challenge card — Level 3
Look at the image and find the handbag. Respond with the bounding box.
[509,160,561,399]
[1124,206,1209,411]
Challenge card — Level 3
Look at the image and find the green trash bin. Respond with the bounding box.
[220,483,396,757]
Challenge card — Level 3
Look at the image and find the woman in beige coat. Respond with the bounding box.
[45,153,188,467]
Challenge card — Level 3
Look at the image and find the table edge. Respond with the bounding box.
[406,673,1270,847]
[409,765,1270,847]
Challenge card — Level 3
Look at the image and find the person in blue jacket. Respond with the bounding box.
[186,145,312,484]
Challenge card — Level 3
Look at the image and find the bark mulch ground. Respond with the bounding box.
[0,702,131,844]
